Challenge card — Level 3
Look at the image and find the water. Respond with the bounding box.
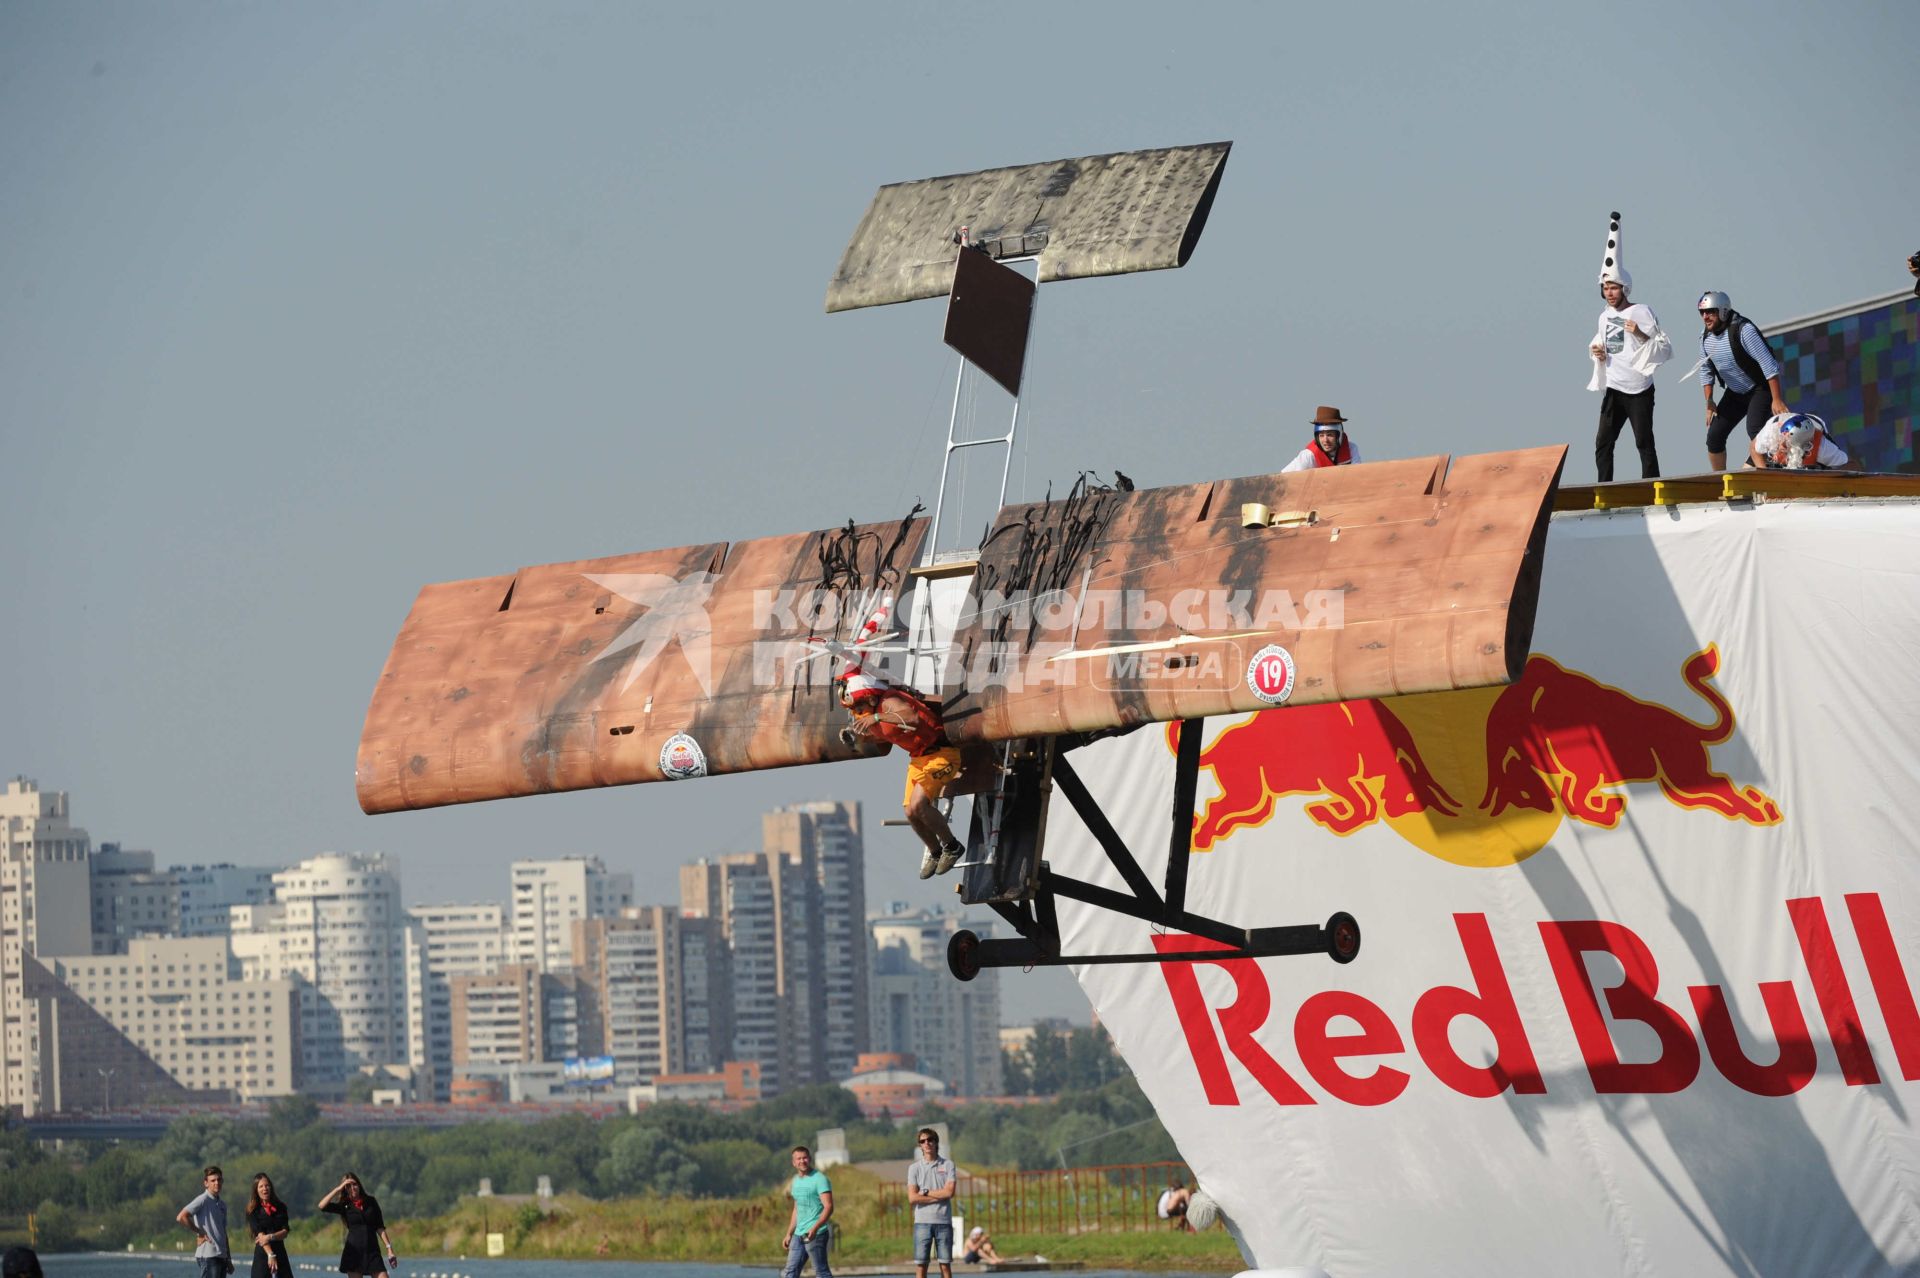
[42,1255,1217,1278]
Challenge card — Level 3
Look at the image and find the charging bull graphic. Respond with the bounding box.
[1479,644,1781,828]
[1180,644,1783,867]
[1187,699,1462,842]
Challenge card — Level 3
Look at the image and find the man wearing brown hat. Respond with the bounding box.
[1282,406,1363,472]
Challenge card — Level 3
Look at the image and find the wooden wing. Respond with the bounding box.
[355,517,925,814]
[356,447,1564,814]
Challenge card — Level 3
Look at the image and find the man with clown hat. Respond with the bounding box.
[1587,211,1669,481]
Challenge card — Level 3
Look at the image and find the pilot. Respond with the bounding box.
[839,678,966,878]
[831,599,966,878]
[1281,406,1363,472]
[1746,412,1862,472]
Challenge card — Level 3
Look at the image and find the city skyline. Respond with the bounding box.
[17,768,1065,1018]
[4,778,1013,1115]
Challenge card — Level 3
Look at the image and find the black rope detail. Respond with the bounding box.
[785,503,927,713]
[963,473,1120,684]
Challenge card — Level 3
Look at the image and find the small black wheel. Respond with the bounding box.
[1325,911,1361,964]
[947,929,982,982]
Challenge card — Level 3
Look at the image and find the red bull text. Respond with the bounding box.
[1156,893,1920,1106]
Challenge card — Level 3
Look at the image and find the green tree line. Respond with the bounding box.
[999,1022,1131,1095]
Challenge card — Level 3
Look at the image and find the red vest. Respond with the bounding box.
[1308,437,1353,467]
[857,689,945,757]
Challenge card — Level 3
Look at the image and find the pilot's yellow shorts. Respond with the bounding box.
[904,746,964,805]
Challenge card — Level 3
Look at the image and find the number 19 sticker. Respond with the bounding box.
[1246,643,1297,705]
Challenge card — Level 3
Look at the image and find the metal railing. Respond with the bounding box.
[878,1160,1192,1235]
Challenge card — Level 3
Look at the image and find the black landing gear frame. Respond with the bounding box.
[946,719,1360,981]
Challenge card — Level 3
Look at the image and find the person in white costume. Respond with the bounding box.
[1746,412,1862,471]
[1587,212,1670,481]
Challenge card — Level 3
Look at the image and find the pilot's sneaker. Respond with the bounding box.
[919,848,939,880]
[934,841,964,875]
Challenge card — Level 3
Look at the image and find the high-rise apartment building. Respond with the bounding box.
[869,906,1002,1097]
[574,906,681,1086]
[509,857,633,974]
[404,902,507,1100]
[451,964,545,1067]
[176,864,278,936]
[682,855,781,1088]
[681,850,820,1096]
[2,778,93,1114]
[677,913,730,1074]
[89,844,179,954]
[764,802,869,1081]
[229,852,407,1096]
[449,963,591,1071]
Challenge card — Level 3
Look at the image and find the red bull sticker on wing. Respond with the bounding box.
[1177,644,1783,868]
[658,733,709,780]
[1246,643,1297,705]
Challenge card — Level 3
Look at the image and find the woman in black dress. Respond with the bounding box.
[317,1172,396,1278]
[244,1173,291,1277]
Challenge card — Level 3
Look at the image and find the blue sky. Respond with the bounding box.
[5,1,1916,1022]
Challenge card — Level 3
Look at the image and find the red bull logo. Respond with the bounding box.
[1176,643,1783,867]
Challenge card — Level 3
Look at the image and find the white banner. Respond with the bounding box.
[1053,499,1920,1276]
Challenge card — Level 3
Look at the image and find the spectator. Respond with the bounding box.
[318,1172,397,1278]
[245,1172,291,1277]
[1157,1179,1194,1232]
[782,1144,835,1278]
[907,1127,958,1278]
[176,1164,231,1278]
[961,1225,1003,1265]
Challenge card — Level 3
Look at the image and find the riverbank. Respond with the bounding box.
[275,1167,1243,1272]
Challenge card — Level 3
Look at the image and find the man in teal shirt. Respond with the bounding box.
[781,1144,835,1278]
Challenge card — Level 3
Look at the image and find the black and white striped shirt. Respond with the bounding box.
[1702,322,1781,392]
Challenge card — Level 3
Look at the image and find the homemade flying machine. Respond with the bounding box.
[356,142,1566,980]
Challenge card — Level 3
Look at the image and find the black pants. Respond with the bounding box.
[1596,386,1658,482]
[1706,386,1771,457]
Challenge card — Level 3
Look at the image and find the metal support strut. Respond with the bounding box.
[948,720,1361,980]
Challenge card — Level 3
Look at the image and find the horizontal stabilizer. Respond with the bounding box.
[825,142,1231,313]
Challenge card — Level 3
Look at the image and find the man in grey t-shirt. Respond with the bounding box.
[906,1127,956,1278]
[176,1164,230,1278]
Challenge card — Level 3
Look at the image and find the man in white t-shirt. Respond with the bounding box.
[1746,413,1862,471]
[1590,274,1662,482]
